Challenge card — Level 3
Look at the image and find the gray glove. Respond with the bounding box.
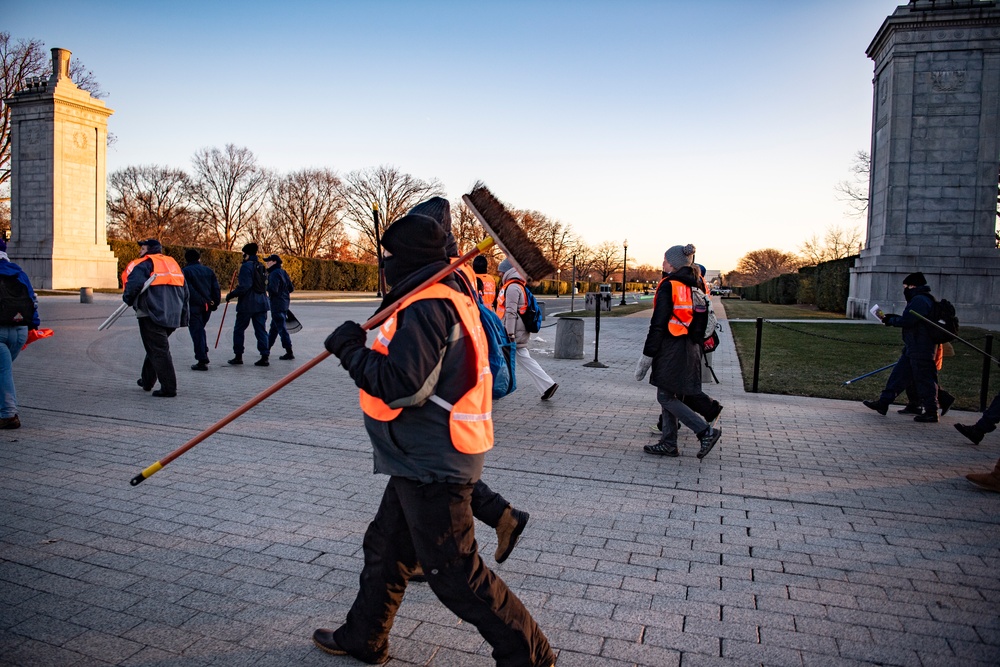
[634,354,653,381]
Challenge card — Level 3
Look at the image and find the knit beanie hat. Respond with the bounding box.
[184,248,200,264]
[381,214,448,265]
[472,255,488,274]
[242,243,258,256]
[264,254,281,265]
[664,244,696,269]
[498,257,514,276]
[408,197,458,257]
[903,272,926,286]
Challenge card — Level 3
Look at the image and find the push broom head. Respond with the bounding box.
[462,182,556,282]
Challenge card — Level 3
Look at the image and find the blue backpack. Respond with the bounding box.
[455,269,517,399]
[505,279,542,334]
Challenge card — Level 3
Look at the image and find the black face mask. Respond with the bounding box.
[383,255,404,288]
[903,287,916,302]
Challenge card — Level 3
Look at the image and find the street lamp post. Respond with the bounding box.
[372,202,384,297]
[556,269,561,297]
[620,239,628,306]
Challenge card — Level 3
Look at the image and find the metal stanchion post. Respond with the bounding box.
[752,317,763,393]
[981,334,993,412]
[583,291,608,368]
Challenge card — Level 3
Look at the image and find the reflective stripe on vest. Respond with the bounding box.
[359,282,494,455]
[496,279,528,319]
[480,277,496,307]
[652,277,693,337]
[121,254,186,290]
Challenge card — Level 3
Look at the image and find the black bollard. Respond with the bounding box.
[751,317,763,393]
[583,292,608,368]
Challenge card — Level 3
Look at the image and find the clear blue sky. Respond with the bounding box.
[5,0,903,272]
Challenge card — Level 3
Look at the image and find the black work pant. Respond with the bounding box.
[880,347,937,413]
[187,305,212,363]
[267,309,292,352]
[233,310,268,357]
[471,478,509,528]
[976,393,1000,434]
[138,318,176,393]
[333,476,553,667]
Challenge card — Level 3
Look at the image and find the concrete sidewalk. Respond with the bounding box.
[1,294,998,666]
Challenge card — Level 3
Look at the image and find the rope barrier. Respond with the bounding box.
[761,320,992,347]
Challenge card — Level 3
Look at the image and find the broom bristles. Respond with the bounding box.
[462,183,556,282]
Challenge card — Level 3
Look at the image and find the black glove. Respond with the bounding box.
[225,292,234,303]
[325,321,366,359]
[881,313,898,325]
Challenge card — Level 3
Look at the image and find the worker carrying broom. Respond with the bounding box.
[315,213,555,667]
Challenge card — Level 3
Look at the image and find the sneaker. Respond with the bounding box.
[227,356,243,365]
[863,399,888,416]
[897,404,923,415]
[191,362,208,371]
[966,469,1000,492]
[541,383,559,401]
[955,423,984,445]
[644,442,679,457]
[312,629,388,664]
[649,424,662,435]
[697,427,722,459]
[914,412,938,423]
[254,357,270,367]
[939,393,955,417]
[495,507,529,564]
[0,415,20,429]
[279,350,294,360]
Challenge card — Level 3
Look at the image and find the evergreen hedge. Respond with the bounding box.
[733,255,857,313]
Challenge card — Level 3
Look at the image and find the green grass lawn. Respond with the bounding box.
[554,302,652,318]
[729,319,999,412]
[721,299,846,320]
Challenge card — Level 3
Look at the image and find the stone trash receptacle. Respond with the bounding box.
[80,287,94,304]
[554,317,584,359]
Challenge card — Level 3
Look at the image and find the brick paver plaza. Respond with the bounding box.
[2,294,998,666]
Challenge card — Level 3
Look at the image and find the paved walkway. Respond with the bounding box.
[1,294,998,666]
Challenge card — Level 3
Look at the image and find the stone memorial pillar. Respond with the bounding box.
[847,1,1000,326]
[5,47,118,289]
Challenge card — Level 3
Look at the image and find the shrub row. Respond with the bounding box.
[735,255,857,313]
[110,240,378,291]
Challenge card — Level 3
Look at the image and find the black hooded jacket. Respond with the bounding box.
[642,265,703,395]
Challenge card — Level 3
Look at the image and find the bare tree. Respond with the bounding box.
[519,210,574,277]
[340,165,445,262]
[107,165,201,244]
[452,198,504,270]
[188,144,271,251]
[799,224,863,265]
[590,240,623,282]
[727,248,803,286]
[1,33,104,189]
[268,168,346,258]
[835,149,870,218]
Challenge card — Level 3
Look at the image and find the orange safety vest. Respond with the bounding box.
[359,282,494,455]
[496,279,529,319]
[121,254,185,290]
[653,277,693,337]
[480,276,496,308]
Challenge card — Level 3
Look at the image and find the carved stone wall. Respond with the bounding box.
[5,48,117,289]
[847,4,1000,326]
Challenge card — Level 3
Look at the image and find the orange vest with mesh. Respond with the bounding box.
[359,282,494,455]
[121,254,185,290]
[653,277,693,337]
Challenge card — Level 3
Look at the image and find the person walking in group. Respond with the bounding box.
[0,238,40,428]
[497,258,558,401]
[863,271,940,422]
[225,243,270,367]
[955,392,1000,448]
[264,254,295,360]
[316,213,555,667]
[635,243,722,459]
[473,255,496,310]
[181,248,221,371]
[122,238,189,397]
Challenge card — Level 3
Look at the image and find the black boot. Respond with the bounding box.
[254,356,269,367]
[863,399,888,416]
[279,349,294,360]
[228,355,243,365]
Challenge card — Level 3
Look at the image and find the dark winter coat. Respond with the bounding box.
[266,266,294,313]
[883,285,936,360]
[122,242,189,328]
[0,258,40,329]
[642,266,703,395]
[338,263,484,485]
[182,261,221,313]
[226,255,269,314]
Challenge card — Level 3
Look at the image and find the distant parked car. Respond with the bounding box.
[711,288,732,296]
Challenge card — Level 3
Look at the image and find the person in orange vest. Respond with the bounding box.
[316,214,554,667]
[473,255,496,309]
[122,239,189,397]
[497,258,558,400]
[635,244,722,458]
